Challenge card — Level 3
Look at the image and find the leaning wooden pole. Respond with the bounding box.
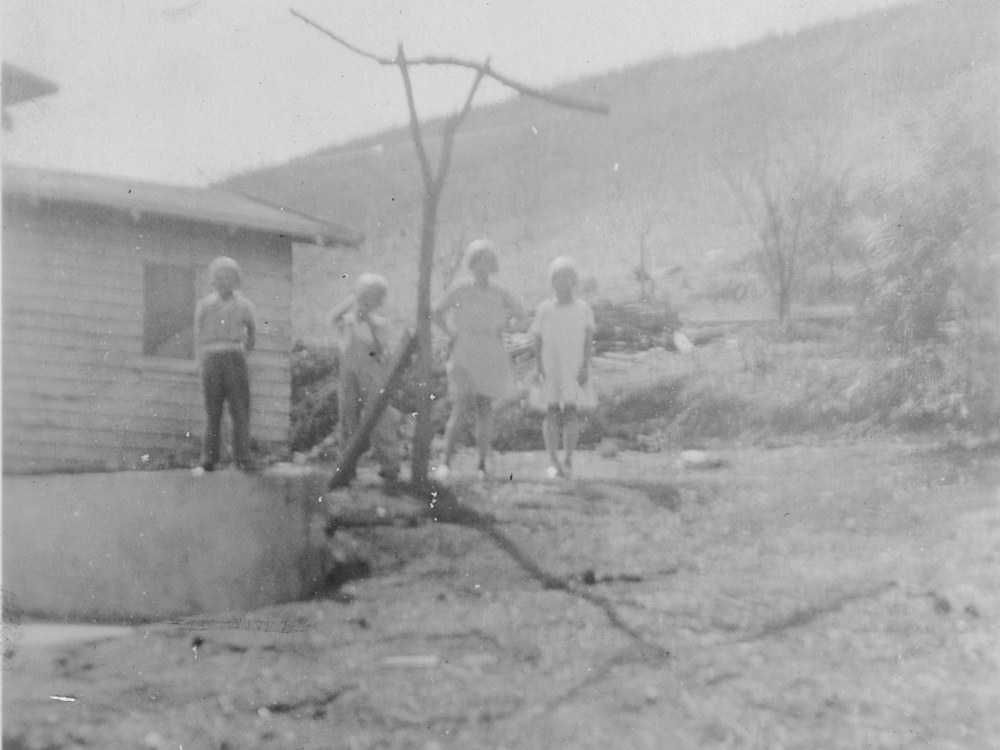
[328,332,418,489]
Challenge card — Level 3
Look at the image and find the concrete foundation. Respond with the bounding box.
[2,466,333,621]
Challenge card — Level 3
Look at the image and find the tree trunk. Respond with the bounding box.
[639,235,650,302]
[777,283,791,322]
[410,190,440,485]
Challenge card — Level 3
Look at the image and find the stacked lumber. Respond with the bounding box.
[506,300,702,361]
[591,300,682,354]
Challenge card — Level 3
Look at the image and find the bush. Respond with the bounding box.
[289,343,340,452]
[857,124,998,352]
[847,344,999,433]
[853,123,999,434]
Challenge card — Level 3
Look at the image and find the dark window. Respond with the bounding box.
[144,263,195,358]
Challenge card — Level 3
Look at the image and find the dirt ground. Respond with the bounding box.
[4,440,999,750]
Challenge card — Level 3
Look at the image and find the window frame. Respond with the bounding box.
[142,261,197,359]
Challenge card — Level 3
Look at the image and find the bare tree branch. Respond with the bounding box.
[411,54,609,114]
[435,65,487,195]
[291,8,609,114]
[291,8,395,64]
[396,46,434,189]
[723,126,853,320]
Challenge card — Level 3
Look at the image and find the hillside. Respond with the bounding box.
[226,0,998,343]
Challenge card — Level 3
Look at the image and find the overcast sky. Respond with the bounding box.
[3,0,901,185]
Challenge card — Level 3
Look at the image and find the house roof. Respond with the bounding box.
[2,63,59,130]
[2,163,363,248]
[1,63,58,107]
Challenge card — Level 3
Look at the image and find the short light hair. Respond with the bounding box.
[209,256,242,286]
[549,255,579,285]
[355,272,389,297]
[464,239,499,274]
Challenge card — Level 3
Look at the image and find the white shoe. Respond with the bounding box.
[545,465,560,480]
[190,466,206,478]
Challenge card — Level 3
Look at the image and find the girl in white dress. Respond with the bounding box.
[530,256,595,478]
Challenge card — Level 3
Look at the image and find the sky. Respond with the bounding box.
[2,0,902,185]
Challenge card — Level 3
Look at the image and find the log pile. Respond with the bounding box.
[591,300,683,354]
[506,299,712,362]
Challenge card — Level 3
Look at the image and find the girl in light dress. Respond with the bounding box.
[432,240,527,480]
[530,256,595,479]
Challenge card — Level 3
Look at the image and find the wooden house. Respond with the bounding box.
[2,163,362,474]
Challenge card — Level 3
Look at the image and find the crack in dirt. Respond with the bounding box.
[398,480,673,660]
[537,641,668,715]
[370,628,505,653]
[263,683,360,716]
[738,580,898,642]
[359,695,525,731]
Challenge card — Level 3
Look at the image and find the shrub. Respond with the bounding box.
[289,343,340,452]
[847,345,999,433]
[857,124,998,352]
[853,123,999,434]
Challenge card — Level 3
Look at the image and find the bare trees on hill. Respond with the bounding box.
[723,128,854,322]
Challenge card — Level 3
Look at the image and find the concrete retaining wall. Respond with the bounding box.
[2,467,333,621]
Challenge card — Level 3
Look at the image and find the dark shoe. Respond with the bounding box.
[379,469,402,496]
[378,466,400,482]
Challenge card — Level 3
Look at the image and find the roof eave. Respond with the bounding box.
[216,185,365,249]
[285,226,365,248]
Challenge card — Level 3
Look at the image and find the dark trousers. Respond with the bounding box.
[201,350,252,468]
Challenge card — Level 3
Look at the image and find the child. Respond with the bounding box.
[432,239,527,480]
[328,273,402,481]
[193,256,257,474]
[530,256,595,479]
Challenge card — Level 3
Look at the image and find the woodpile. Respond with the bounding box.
[506,299,713,364]
[591,300,683,354]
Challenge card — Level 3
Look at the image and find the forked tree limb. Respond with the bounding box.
[290,8,609,115]
[396,45,434,189]
[434,63,486,194]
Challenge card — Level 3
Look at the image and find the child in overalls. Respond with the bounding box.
[328,273,402,481]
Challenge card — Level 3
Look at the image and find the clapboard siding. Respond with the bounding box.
[3,366,291,404]
[3,307,291,343]
[6,246,292,287]
[3,201,300,474]
[5,400,291,433]
[3,435,203,472]
[3,339,294,377]
[4,373,293,404]
[7,287,292,331]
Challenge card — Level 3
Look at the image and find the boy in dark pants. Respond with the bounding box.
[193,256,257,474]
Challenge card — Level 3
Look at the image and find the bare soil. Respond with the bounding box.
[5,441,999,750]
